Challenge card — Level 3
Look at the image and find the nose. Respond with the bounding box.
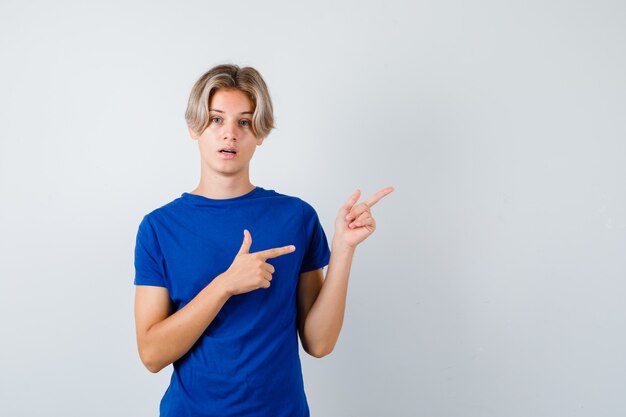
[222,120,240,141]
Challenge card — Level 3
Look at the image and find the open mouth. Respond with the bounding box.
[219,148,237,159]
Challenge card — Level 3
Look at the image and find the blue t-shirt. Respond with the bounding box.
[134,186,331,417]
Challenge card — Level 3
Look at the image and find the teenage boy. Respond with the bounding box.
[134,64,393,417]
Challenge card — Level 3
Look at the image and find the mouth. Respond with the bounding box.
[219,148,237,159]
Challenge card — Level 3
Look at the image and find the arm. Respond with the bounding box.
[297,187,394,358]
[297,240,355,358]
[134,229,296,373]
[134,278,230,373]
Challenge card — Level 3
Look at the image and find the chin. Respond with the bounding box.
[205,164,245,176]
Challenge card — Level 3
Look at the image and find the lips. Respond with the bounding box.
[218,147,237,159]
[219,147,237,154]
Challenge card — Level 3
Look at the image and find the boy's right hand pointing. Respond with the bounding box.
[217,229,296,297]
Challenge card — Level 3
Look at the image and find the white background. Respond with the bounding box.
[1,1,625,416]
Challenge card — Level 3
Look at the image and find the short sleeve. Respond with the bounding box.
[134,215,167,287]
[299,200,331,273]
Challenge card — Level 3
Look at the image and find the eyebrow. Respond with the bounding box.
[209,108,254,115]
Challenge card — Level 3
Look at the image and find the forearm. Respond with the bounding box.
[141,276,231,372]
[303,238,355,356]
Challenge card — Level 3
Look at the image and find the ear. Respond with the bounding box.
[256,136,265,146]
[188,126,198,140]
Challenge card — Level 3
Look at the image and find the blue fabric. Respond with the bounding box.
[134,186,331,417]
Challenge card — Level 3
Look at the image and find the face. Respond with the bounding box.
[188,88,264,178]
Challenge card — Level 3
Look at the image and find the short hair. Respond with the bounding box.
[185,64,275,139]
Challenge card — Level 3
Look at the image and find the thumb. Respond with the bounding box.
[237,229,252,256]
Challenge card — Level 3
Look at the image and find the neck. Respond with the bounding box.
[190,167,256,200]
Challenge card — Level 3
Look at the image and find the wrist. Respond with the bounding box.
[212,273,233,299]
[331,237,356,254]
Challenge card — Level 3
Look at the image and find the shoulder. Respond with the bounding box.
[137,194,185,228]
[263,188,318,217]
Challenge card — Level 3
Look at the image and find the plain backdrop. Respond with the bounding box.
[1,1,625,416]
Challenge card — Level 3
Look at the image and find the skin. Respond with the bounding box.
[134,87,394,373]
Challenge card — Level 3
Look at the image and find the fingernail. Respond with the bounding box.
[290,245,296,250]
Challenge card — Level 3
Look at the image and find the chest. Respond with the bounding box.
[158,207,307,309]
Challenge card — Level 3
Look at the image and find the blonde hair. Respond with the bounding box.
[185,64,275,139]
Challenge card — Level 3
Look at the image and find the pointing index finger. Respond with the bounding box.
[256,244,297,260]
[364,186,395,207]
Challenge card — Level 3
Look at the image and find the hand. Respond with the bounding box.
[218,229,296,296]
[335,186,394,249]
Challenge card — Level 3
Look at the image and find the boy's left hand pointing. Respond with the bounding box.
[334,186,394,249]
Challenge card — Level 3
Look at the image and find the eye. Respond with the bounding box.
[239,119,251,127]
[210,116,222,124]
